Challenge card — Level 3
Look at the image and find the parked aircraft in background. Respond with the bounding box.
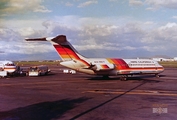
[26,35,164,80]
[0,61,16,74]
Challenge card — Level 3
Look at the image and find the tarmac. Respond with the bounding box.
[0,65,177,120]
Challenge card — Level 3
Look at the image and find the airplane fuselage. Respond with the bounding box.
[60,58,164,76]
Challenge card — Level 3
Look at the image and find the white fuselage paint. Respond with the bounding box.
[0,61,16,73]
[60,58,164,76]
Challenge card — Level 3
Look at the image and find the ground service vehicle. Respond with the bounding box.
[28,65,50,76]
[0,71,7,78]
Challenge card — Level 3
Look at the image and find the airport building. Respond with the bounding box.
[152,57,177,62]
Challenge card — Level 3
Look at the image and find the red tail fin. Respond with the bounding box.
[50,35,83,61]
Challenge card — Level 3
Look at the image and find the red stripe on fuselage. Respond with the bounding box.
[120,67,164,71]
[108,58,163,71]
[108,59,129,69]
[101,65,109,69]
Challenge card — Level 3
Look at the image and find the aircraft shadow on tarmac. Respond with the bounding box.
[86,75,162,82]
[0,97,90,120]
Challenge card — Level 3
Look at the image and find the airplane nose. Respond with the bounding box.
[4,66,16,73]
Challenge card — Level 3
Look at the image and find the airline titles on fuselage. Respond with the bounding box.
[93,60,105,64]
[130,60,153,63]
[128,60,156,67]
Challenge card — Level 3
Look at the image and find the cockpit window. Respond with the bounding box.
[5,63,15,66]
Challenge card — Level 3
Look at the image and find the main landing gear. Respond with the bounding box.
[102,75,109,79]
[155,74,160,78]
[120,75,128,81]
[101,75,129,81]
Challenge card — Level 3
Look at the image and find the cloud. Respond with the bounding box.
[1,0,177,60]
[141,22,177,54]
[145,7,156,11]
[159,22,177,29]
[32,17,177,56]
[144,21,154,25]
[82,25,119,37]
[0,27,52,59]
[42,19,81,37]
[129,0,143,6]
[157,23,177,42]
[73,21,145,52]
[0,0,51,16]
[18,27,46,37]
[33,5,51,13]
[145,0,177,9]
[172,16,177,19]
[0,40,53,55]
[0,28,21,41]
[2,19,46,35]
[65,2,74,7]
[31,17,144,54]
[78,0,98,8]
[1,18,47,39]
[109,0,118,2]
[1,15,177,60]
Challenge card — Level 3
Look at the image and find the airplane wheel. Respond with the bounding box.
[120,76,127,81]
[155,74,160,78]
[102,75,109,79]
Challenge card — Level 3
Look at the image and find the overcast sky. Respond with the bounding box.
[1,0,177,60]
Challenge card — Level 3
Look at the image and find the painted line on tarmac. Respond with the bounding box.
[89,81,120,84]
[85,89,177,96]
[23,84,62,89]
[161,76,177,80]
[0,81,62,87]
[0,80,84,87]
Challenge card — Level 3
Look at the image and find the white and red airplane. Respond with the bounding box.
[0,61,16,74]
[26,35,164,80]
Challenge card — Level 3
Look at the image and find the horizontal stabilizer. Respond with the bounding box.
[25,35,67,43]
[25,38,47,41]
[25,35,86,61]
